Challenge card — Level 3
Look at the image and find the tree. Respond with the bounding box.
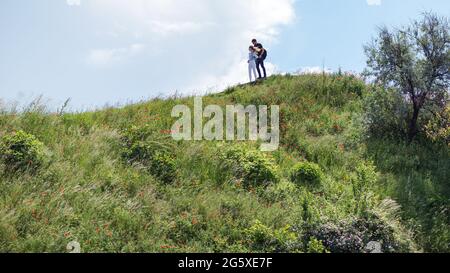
[364,13,449,141]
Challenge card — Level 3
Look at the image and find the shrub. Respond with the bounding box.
[302,215,414,253]
[260,180,297,203]
[150,151,177,184]
[124,141,176,184]
[306,237,330,253]
[290,162,324,187]
[244,220,297,252]
[120,124,163,162]
[424,104,450,147]
[362,87,410,139]
[221,146,279,189]
[352,162,378,216]
[245,220,273,249]
[344,114,366,150]
[121,125,177,184]
[0,130,46,172]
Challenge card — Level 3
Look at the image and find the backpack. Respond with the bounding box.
[262,49,268,59]
[256,45,268,59]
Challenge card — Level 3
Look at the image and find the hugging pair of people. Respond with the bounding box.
[248,39,267,82]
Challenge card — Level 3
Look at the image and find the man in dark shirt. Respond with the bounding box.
[252,39,267,79]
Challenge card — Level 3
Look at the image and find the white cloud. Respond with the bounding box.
[66,0,81,6]
[87,43,145,66]
[89,0,294,37]
[366,0,382,6]
[295,66,333,75]
[86,0,296,93]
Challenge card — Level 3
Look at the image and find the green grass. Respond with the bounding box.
[0,74,448,253]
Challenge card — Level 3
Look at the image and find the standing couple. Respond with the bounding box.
[248,39,267,82]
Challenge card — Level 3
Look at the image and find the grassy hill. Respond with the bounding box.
[0,74,448,253]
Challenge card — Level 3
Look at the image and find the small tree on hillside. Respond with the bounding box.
[364,13,449,141]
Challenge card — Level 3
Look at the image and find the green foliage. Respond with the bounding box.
[417,198,450,252]
[306,237,330,253]
[302,215,415,253]
[61,113,95,136]
[300,194,317,223]
[244,220,297,252]
[221,146,279,189]
[290,162,324,187]
[0,130,46,173]
[260,180,297,203]
[245,220,273,248]
[121,125,177,184]
[366,139,449,252]
[168,211,206,244]
[363,87,410,139]
[149,151,177,184]
[320,74,366,107]
[219,198,243,220]
[0,74,446,253]
[424,104,450,147]
[352,162,378,216]
[120,124,163,161]
[364,13,449,140]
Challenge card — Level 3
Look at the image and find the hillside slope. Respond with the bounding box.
[0,74,448,253]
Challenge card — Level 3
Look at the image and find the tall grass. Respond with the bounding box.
[0,74,447,253]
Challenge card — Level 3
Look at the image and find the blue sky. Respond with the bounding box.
[0,0,449,110]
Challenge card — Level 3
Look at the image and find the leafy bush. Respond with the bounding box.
[302,215,414,253]
[120,124,162,162]
[424,104,450,147]
[126,143,176,184]
[344,114,366,150]
[363,87,410,139]
[121,125,177,184]
[290,162,324,187]
[221,146,279,189]
[352,162,378,216]
[245,220,273,248]
[149,151,177,184]
[260,180,297,203]
[245,220,297,252]
[306,237,330,253]
[0,130,46,172]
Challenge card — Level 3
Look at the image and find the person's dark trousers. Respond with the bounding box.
[256,57,267,78]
